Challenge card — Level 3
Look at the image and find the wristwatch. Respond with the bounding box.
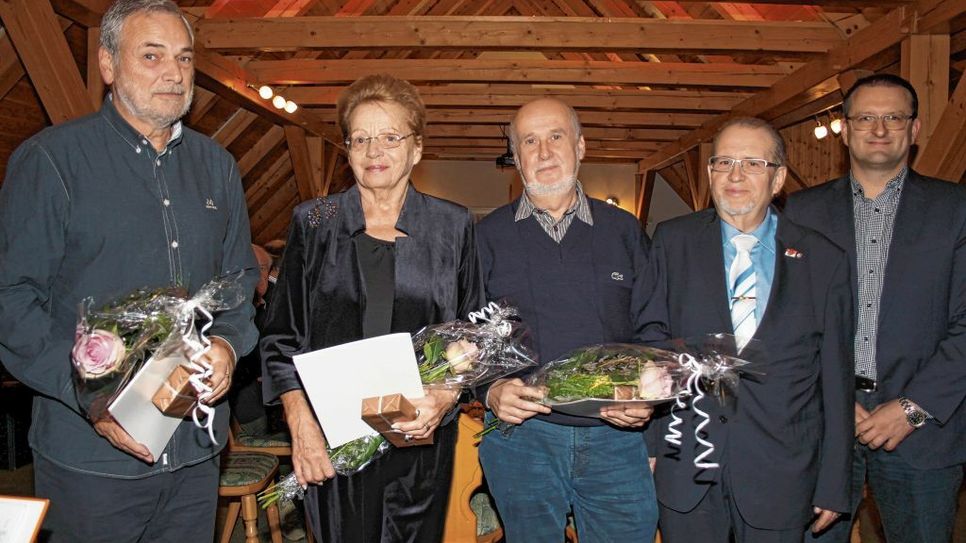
[898,397,927,428]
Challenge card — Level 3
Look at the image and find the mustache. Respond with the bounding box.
[153,86,187,94]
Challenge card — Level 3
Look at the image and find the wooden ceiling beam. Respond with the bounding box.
[309,107,713,127]
[426,124,688,141]
[238,124,285,176]
[284,85,748,110]
[212,108,259,147]
[0,0,93,123]
[197,16,843,54]
[901,33,950,150]
[913,72,966,181]
[0,29,27,102]
[285,125,323,200]
[248,58,793,88]
[187,87,219,126]
[637,0,964,173]
[636,169,656,225]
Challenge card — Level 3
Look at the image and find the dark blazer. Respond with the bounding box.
[640,209,854,530]
[785,170,966,469]
[260,183,485,402]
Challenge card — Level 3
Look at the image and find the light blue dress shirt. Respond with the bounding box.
[721,207,778,322]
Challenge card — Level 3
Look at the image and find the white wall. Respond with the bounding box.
[646,174,693,235]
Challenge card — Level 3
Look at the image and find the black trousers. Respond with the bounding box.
[659,473,805,543]
[33,453,220,543]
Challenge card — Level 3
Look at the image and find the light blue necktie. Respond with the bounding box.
[729,234,758,351]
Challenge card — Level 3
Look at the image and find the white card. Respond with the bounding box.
[0,495,49,543]
[108,346,192,461]
[293,333,424,448]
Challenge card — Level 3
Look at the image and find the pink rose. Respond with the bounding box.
[445,339,479,374]
[639,361,674,399]
[72,329,126,378]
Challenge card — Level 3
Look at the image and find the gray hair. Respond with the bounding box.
[100,0,193,58]
[713,117,787,166]
[509,97,583,155]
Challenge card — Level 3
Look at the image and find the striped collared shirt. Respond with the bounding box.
[514,181,594,243]
[852,166,907,381]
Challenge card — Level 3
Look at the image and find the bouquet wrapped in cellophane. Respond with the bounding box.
[498,334,762,469]
[258,302,537,509]
[71,274,248,429]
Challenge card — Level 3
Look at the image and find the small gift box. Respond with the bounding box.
[152,364,198,418]
[361,393,433,448]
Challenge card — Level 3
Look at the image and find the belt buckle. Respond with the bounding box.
[855,376,877,392]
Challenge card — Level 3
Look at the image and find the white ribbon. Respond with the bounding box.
[178,301,218,446]
[664,353,718,469]
[467,301,511,337]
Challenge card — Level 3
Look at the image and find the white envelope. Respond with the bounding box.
[0,495,49,543]
[293,333,424,448]
[108,346,193,461]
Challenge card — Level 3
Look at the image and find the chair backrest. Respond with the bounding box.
[228,416,293,457]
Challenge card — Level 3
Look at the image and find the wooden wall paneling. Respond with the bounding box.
[85,26,103,108]
[245,152,293,210]
[212,108,259,147]
[780,118,848,186]
[284,124,319,200]
[901,33,950,150]
[0,0,93,123]
[238,124,285,177]
[249,174,298,237]
[255,191,300,244]
[913,72,966,181]
[188,87,220,126]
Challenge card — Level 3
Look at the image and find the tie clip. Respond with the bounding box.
[732,295,756,301]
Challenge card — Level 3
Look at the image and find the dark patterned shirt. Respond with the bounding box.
[514,181,594,243]
[852,167,907,380]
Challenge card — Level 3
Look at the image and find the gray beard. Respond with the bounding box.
[521,160,581,197]
[115,85,193,129]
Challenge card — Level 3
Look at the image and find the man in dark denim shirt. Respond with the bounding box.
[0,0,257,540]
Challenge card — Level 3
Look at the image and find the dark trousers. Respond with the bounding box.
[659,472,805,543]
[34,453,220,543]
[806,392,963,543]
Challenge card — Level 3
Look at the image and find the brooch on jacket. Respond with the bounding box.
[783,248,803,259]
[307,196,338,228]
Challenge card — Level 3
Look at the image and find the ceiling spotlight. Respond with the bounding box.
[813,118,828,140]
[258,85,273,100]
[284,100,298,114]
[829,117,843,135]
[272,95,287,109]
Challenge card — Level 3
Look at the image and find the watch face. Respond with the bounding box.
[908,411,927,427]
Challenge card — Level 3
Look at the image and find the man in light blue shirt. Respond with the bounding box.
[721,207,777,325]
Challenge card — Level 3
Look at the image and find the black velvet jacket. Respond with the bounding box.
[260,183,485,403]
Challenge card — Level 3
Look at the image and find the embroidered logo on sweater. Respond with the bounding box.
[611,272,624,281]
[205,198,218,210]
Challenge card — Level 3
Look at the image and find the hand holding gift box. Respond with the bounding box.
[70,274,248,460]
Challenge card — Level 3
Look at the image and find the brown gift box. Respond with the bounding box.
[152,364,199,418]
[361,393,433,448]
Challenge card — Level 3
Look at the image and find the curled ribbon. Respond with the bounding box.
[179,301,218,446]
[467,301,512,337]
[664,353,719,469]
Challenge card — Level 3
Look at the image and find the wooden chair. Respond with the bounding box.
[228,416,292,457]
[217,451,283,543]
[442,411,503,543]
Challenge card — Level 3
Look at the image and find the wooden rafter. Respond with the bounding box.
[0,0,93,123]
[913,72,966,182]
[197,16,843,54]
[249,58,793,87]
[238,124,285,176]
[637,0,965,173]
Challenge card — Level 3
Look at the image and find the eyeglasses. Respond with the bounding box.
[344,133,415,151]
[846,114,913,131]
[708,156,781,175]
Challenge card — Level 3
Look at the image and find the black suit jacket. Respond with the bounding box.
[640,209,854,530]
[785,170,966,469]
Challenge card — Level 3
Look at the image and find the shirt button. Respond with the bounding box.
[156,159,161,166]
[874,208,880,213]
[171,241,179,248]
[869,269,874,274]
[719,416,728,424]
[163,199,170,206]
[135,146,142,154]
[867,303,872,308]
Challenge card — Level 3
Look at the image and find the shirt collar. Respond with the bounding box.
[720,206,777,256]
[514,180,594,225]
[849,166,907,198]
[101,94,184,154]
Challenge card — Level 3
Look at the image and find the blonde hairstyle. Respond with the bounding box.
[336,74,426,141]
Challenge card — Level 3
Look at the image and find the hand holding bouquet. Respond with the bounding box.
[259,302,537,507]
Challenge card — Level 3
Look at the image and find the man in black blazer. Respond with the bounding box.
[785,74,965,543]
[642,117,854,542]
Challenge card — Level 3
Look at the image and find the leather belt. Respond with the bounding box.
[855,376,877,392]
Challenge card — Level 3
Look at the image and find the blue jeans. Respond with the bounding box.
[807,393,964,543]
[479,415,658,543]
